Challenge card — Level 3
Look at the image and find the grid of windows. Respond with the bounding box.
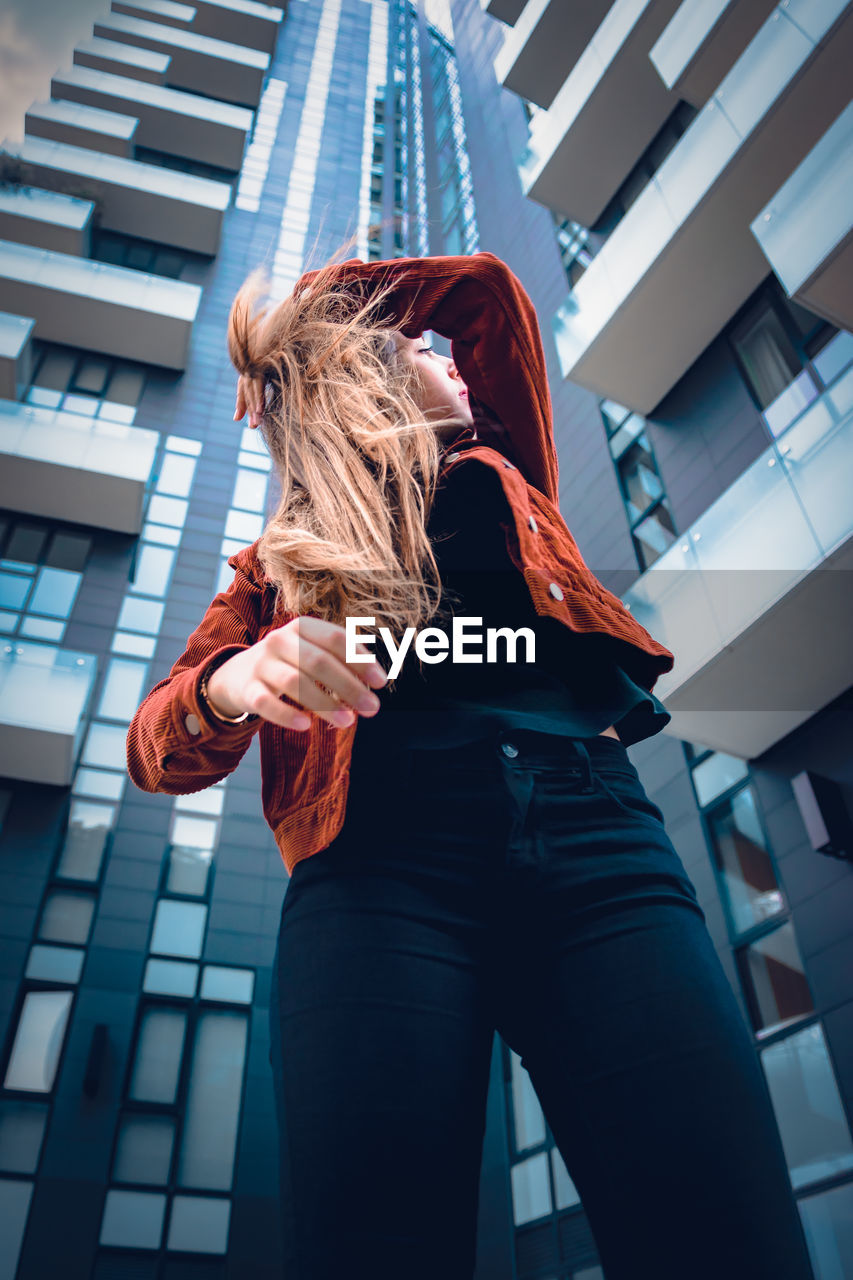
[391,13,411,258]
[0,522,89,644]
[684,741,853,1267]
[358,0,390,261]
[598,399,677,571]
[24,341,147,426]
[427,18,479,255]
[90,230,194,280]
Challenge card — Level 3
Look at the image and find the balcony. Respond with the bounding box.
[115,0,285,55]
[73,35,172,86]
[50,64,253,171]
[0,639,97,786]
[485,0,527,23]
[0,184,94,256]
[0,239,202,369]
[0,313,35,401]
[649,0,777,107]
[94,13,269,108]
[4,135,231,256]
[518,0,681,226]
[25,98,139,157]
[552,0,853,413]
[623,361,853,759]
[112,0,196,28]
[495,0,611,109]
[751,101,853,336]
[0,397,159,534]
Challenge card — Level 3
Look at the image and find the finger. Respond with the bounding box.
[278,616,387,688]
[268,639,384,726]
[241,680,313,731]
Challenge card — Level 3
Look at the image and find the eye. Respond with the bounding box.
[418,346,434,355]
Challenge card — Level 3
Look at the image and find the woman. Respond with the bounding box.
[126,251,814,1280]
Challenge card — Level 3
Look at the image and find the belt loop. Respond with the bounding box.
[572,738,594,792]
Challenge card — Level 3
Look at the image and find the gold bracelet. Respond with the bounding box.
[199,657,258,725]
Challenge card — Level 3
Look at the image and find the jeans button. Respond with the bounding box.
[500,741,519,759]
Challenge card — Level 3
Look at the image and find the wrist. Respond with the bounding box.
[199,657,257,725]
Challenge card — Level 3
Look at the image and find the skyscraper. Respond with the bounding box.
[0,0,851,1277]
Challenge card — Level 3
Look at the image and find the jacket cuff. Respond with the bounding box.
[160,644,260,768]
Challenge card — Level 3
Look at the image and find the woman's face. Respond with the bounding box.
[396,333,475,439]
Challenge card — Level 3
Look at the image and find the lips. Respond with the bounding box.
[459,390,469,399]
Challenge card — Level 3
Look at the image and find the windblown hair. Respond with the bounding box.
[226,251,463,680]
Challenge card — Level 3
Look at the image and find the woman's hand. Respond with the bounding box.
[234,373,265,429]
[205,616,387,731]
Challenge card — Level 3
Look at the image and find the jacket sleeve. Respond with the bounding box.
[293,251,560,505]
[125,550,268,796]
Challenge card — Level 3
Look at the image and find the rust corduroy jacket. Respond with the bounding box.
[126,252,675,876]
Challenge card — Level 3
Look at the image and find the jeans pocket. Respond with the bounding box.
[593,765,666,831]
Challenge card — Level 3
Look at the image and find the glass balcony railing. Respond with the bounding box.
[0,238,201,321]
[0,638,97,784]
[0,397,158,533]
[6,135,232,210]
[750,100,853,307]
[0,312,34,364]
[0,639,97,735]
[622,362,853,685]
[0,184,94,234]
[495,0,552,85]
[650,0,732,89]
[519,0,653,193]
[551,0,848,385]
[25,97,140,148]
[57,63,253,129]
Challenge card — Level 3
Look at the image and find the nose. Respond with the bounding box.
[446,357,461,381]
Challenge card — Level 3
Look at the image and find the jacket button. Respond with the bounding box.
[185,713,202,736]
[447,452,460,462]
[528,515,538,532]
[549,582,564,601]
[500,741,519,758]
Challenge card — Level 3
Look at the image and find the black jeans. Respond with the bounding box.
[268,726,814,1280]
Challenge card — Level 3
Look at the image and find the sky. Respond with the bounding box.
[0,0,111,144]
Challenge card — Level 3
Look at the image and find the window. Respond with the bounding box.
[113,1114,176,1185]
[150,900,208,960]
[167,1195,231,1254]
[129,1007,187,1104]
[731,303,802,408]
[761,1022,853,1189]
[91,230,192,279]
[99,1189,167,1249]
[177,1011,249,1190]
[0,1100,48,1174]
[599,400,677,571]
[39,891,95,946]
[25,342,147,426]
[511,1151,551,1225]
[737,922,814,1037]
[0,520,91,643]
[3,990,74,1092]
[706,786,785,936]
[727,285,835,437]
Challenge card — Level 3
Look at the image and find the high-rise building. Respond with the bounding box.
[450,0,853,1276]
[0,0,850,1277]
[0,2,494,1276]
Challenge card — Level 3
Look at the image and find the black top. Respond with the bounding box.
[363,459,671,750]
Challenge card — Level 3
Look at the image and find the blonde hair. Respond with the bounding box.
[226,249,463,680]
